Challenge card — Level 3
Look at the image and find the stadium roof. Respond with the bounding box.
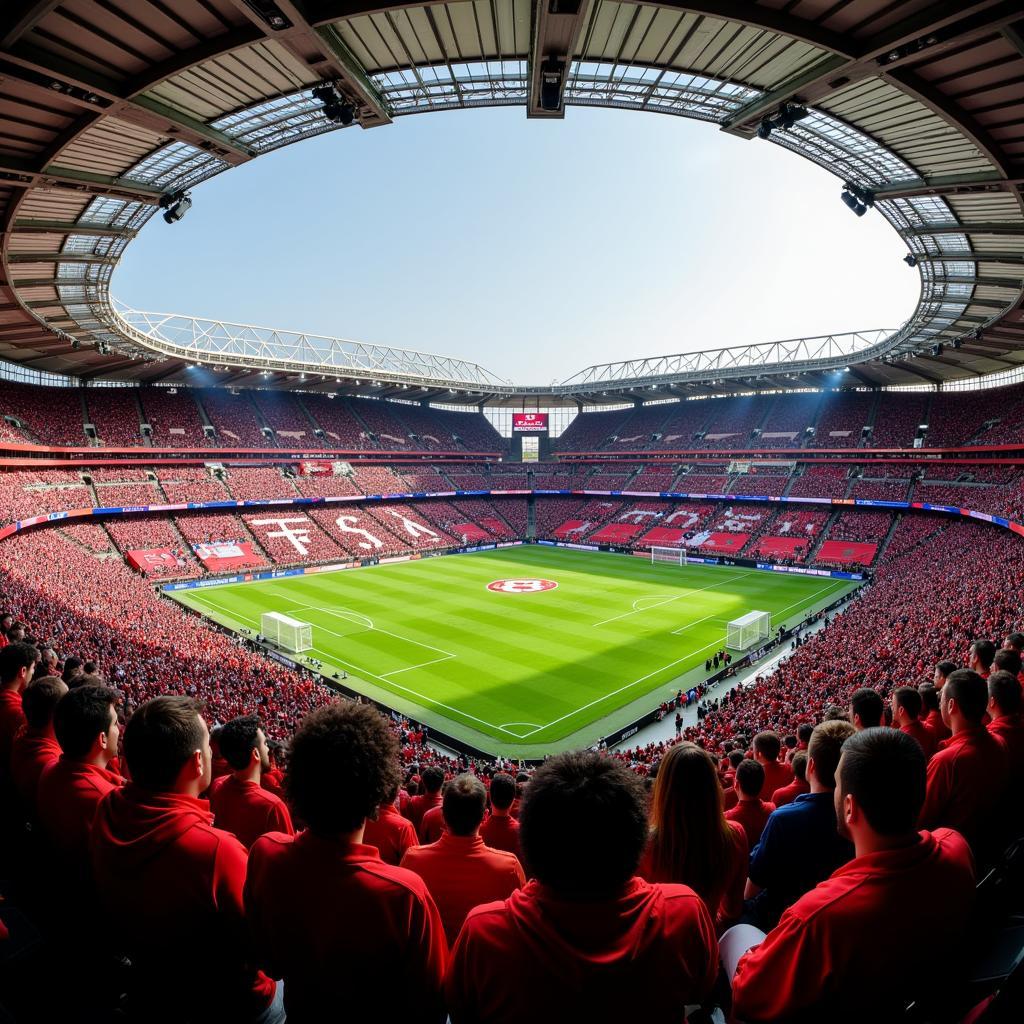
[1,0,1022,406]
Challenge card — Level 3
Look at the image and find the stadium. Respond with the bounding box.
[0,0,1022,1020]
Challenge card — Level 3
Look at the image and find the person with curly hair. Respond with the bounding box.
[244,701,447,1022]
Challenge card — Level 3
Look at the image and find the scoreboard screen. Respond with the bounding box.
[512,413,549,433]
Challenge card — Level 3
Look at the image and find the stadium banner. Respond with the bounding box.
[127,548,185,574]
[193,541,263,572]
[555,541,600,552]
[512,413,549,433]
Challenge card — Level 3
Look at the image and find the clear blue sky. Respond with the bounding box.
[114,106,918,384]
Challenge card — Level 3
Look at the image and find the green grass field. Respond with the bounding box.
[170,547,857,757]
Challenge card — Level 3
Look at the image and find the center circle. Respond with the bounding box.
[486,578,559,594]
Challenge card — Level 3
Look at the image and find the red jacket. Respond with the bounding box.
[771,777,810,808]
[760,759,793,799]
[91,784,275,1021]
[732,829,975,1021]
[725,798,776,849]
[419,803,446,844]
[10,730,61,809]
[245,833,447,1022]
[479,811,522,861]
[363,801,418,866]
[0,689,26,774]
[210,775,294,850]
[923,709,952,744]
[401,832,526,945]
[919,726,1008,853]
[901,718,938,760]
[989,714,1024,787]
[446,877,718,1023]
[36,757,122,867]
[408,790,442,832]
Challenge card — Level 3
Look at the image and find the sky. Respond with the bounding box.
[113,106,919,385]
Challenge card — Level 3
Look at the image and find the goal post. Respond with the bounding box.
[261,611,313,653]
[726,610,771,651]
[651,545,686,566]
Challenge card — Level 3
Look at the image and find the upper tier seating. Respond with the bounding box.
[251,391,315,444]
[83,389,143,447]
[352,399,418,449]
[139,388,209,448]
[554,407,633,451]
[757,392,822,448]
[702,395,773,448]
[652,402,715,449]
[813,391,874,448]
[198,389,267,447]
[300,395,377,449]
[870,393,928,448]
[0,380,86,445]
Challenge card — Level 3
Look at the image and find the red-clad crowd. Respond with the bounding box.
[0,501,1022,1020]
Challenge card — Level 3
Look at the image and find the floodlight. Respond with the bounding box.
[163,194,192,224]
[841,190,867,216]
[903,253,918,267]
[757,118,773,140]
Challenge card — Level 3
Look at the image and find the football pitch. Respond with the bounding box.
[170,546,858,757]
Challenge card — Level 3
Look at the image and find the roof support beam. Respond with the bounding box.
[920,252,1024,265]
[11,220,138,238]
[527,0,592,118]
[7,252,117,266]
[0,156,163,203]
[0,52,255,166]
[874,171,1024,200]
[0,1,62,48]
[902,223,1024,236]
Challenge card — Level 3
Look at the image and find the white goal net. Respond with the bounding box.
[261,611,313,653]
[726,610,771,651]
[651,545,686,566]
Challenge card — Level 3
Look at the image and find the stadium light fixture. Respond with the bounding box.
[756,102,809,140]
[903,253,918,267]
[312,83,356,126]
[161,191,192,224]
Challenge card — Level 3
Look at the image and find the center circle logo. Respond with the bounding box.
[487,578,558,594]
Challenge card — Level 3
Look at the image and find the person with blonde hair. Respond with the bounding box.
[639,741,748,930]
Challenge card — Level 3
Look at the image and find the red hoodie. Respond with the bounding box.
[10,730,61,809]
[90,784,275,1021]
[446,877,718,1023]
[37,757,122,867]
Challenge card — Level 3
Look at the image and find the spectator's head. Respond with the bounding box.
[61,656,84,685]
[797,723,814,748]
[987,670,1022,720]
[752,731,781,764]
[968,640,996,675]
[735,759,765,799]
[0,642,38,693]
[891,686,922,726]
[783,734,797,752]
[823,704,847,722]
[727,749,744,769]
[849,687,884,730]
[421,765,444,795]
[123,695,210,796]
[7,622,26,643]
[54,684,120,764]
[21,675,67,732]
[791,751,808,782]
[933,661,957,688]
[836,728,926,845]
[941,669,988,730]
[993,647,1022,678]
[489,772,516,813]
[520,751,646,898]
[286,703,400,839]
[0,611,12,636]
[919,683,940,716]
[1003,632,1024,654]
[807,720,855,791]
[442,774,487,836]
[218,714,270,775]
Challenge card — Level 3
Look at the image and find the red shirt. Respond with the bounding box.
[989,713,1024,786]
[245,832,447,1022]
[637,819,749,931]
[901,718,938,760]
[725,798,776,849]
[0,688,26,773]
[10,730,61,809]
[446,877,718,1023]
[480,810,522,861]
[209,775,294,849]
[923,708,952,744]
[771,777,810,808]
[419,803,446,844]
[401,832,526,945]
[363,801,418,866]
[919,726,1008,853]
[37,757,122,867]
[732,829,975,1021]
[759,759,793,799]
[407,790,442,831]
[91,784,275,1021]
